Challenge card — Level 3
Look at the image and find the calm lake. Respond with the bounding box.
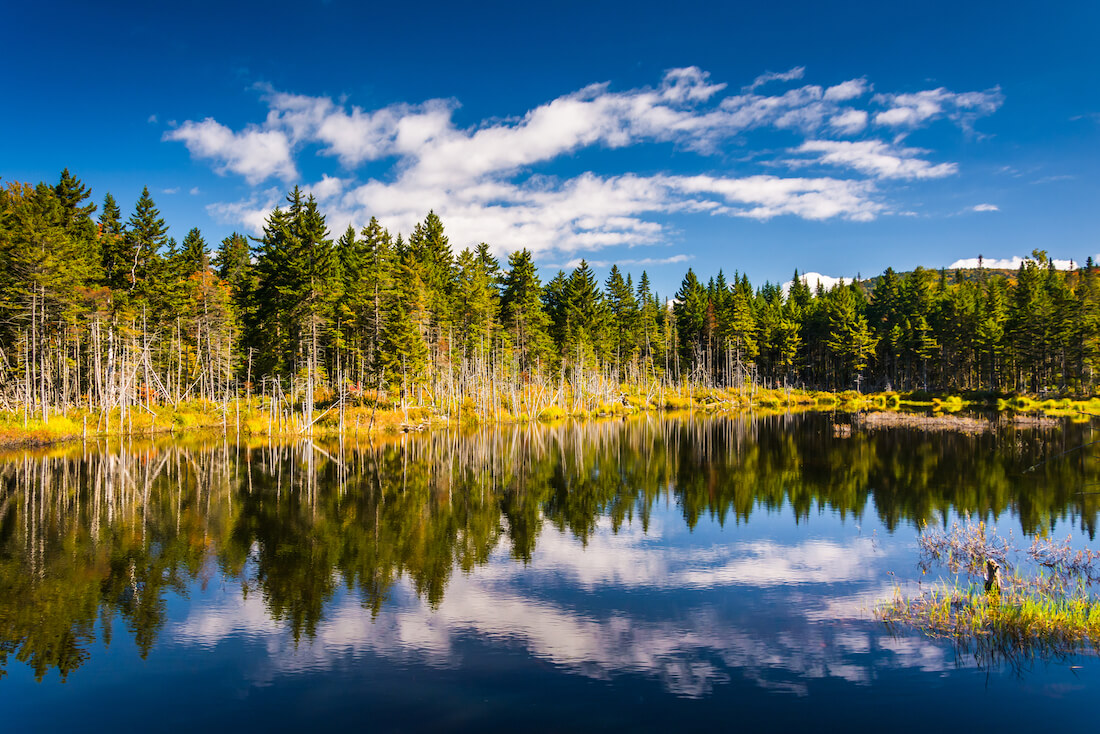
[1,413,1097,731]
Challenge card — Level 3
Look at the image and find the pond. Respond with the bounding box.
[0,413,1097,731]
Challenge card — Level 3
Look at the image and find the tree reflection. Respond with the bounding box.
[0,414,1096,680]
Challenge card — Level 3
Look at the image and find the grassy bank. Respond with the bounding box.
[878,520,1100,670]
[1,386,1096,449]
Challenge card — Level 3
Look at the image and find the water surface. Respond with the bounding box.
[1,414,1097,730]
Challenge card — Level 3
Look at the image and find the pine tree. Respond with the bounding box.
[381,250,430,390]
[543,270,569,352]
[408,211,455,363]
[456,243,501,361]
[636,271,660,372]
[564,260,606,365]
[721,274,757,385]
[214,232,252,300]
[359,217,394,375]
[53,169,99,279]
[178,227,209,275]
[122,187,168,302]
[501,249,552,375]
[673,269,707,378]
[604,265,638,372]
[98,193,125,290]
[824,283,878,391]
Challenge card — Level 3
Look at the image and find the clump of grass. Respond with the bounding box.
[879,520,1100,670]
[538,405,568,422]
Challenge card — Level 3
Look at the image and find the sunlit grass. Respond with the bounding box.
[879,520,1100,670]
[1,381,1095,449]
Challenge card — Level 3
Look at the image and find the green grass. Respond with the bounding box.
[878,520,1100,669]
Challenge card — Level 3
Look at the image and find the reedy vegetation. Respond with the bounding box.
[880,520,1100,670]
[3,172,1100,431]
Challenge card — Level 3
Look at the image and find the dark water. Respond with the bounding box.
[1,414,1098,731]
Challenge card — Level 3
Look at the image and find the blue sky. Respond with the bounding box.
[3,0,1098,295]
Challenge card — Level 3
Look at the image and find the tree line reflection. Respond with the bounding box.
[0,414,1095,681]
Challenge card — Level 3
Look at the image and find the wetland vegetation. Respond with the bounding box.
[4,172,1100,450]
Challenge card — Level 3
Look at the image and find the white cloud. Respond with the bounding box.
[549,254,693,270]
[970,203,999,212]
[747,66,806,91]
[781,272,852,295]
[303,174,348,202]
[829,109,868,134]
[824,78,870,102]
[793,140,957,180]
[872,87,1003,131]
[660,66,727,103]
[669,173,882,221]
[162,187,180,195]
[164,118,297,183]
[189,187,201,196]
[172,517,953,698]
[166,68,1000,260]
[206,187,284,234]
[948,255,1077,270]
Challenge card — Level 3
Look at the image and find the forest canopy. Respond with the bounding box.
[2,171,1099,420]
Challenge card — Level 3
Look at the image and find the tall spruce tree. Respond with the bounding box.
[501,249,552,375]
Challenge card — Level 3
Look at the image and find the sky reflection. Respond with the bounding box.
[172,505,945,698]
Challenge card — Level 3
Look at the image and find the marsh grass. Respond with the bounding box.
[879,520,1100,671]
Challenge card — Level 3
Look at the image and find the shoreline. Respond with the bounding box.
[1,388,1095,451]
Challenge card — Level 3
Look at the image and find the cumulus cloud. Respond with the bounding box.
[164,118,297,183]
[792,140,957,180]
[303,174,348,202]
[970,203,999,212]
[166,67,999,259]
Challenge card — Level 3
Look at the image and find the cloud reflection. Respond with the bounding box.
[174,517,953,698]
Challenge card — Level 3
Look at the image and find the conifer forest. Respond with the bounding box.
[2,170,1099,429]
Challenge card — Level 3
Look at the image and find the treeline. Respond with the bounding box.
[2,171,1100,422]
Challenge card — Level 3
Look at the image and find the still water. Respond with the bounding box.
[0,414,1097,731]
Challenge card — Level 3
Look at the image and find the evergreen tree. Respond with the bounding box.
[824,283,878,391]
[604,265,638,372]
[543,270,569,353]
[564,260,606,365]
[636,272,661,373]
[408,211,455,362]
[121,187,168,302]
[500,249,553,375]
[53,169,99,278]
[98,193,125,290]
[179,227,209,275]
[456,243,501,361]
[721,274,757,384]
[381,250,430,389]
[673,269,707,378]
[359,217,394,375]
